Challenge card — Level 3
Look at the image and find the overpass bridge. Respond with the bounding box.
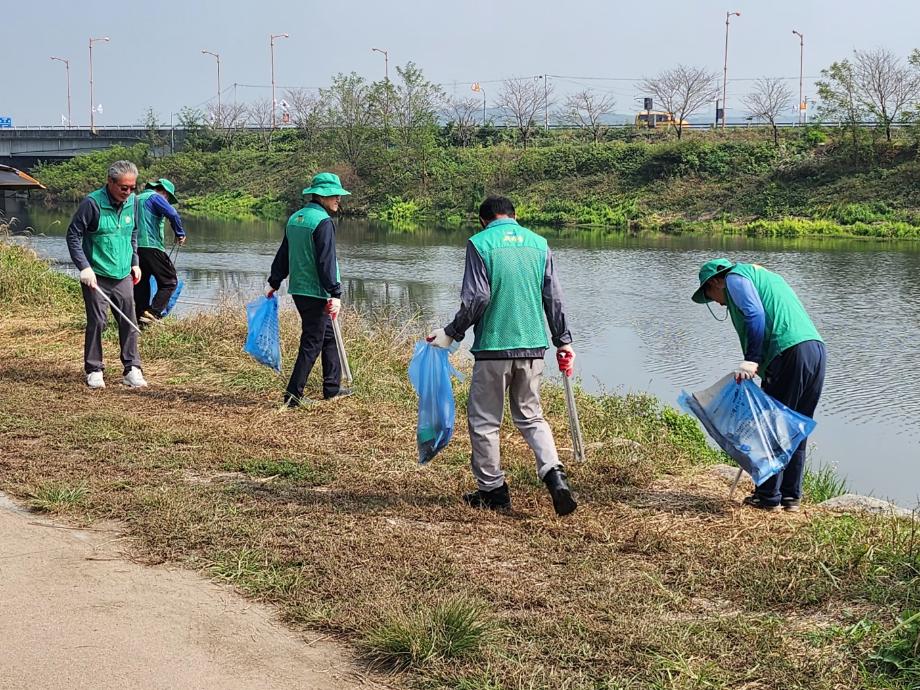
[0,127,178,169]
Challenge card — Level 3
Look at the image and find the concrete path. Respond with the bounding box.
[0,493,382,690]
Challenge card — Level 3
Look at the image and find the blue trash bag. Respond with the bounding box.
[408,341,463,464]
[148,275,184,317]
[678,374,817,486]
[243,295,282,372]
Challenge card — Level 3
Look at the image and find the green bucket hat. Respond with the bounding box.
[302,172,351,197]
[147,178,178,205]
[692,258,735,304]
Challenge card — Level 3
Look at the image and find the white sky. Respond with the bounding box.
[3,0,918,126]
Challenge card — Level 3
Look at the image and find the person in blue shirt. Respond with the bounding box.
[133,178,187,324]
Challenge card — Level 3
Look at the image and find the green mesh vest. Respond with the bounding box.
[726,263,823,369]
[469,218,549,352]
[286,203,340,298]
[84,187,136,280]
[135,189,166,250]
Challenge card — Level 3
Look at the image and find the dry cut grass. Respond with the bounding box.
[0,242,917,690]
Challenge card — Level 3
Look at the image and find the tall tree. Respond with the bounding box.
[445,96,480,147]
[743,78,794,146]
[384,62,445,148]
[852,48,920,142]
[640,66,719,139]
[816,59,867,148]
[496,77,553,148]
[559,89,616,143]
[319,72,378,170]
[284,87,321,146]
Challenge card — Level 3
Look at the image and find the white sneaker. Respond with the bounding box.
[86,371,105,389]
[122,367,148,388]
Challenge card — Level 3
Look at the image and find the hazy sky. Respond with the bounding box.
[4,0,919,127]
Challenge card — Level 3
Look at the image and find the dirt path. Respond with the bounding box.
[0,492,383,690]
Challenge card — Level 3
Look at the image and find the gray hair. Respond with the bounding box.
[107,160,138,182]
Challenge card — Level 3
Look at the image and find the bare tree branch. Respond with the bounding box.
[743,78,794,145]
[640,66,719,139]
[445,96,480,147]
[496,77,553,148]
[852,48,920,141]
[558,89,616,143]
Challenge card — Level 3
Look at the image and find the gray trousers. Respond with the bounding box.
[81,275,142,375]
[467,358,561,491]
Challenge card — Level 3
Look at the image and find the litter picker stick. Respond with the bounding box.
[94,286,142,335]
[557,351,586,463]
[331,314,353,387]
[728,468,743,499]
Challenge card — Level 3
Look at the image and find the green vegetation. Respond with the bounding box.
[803,464,850,504]
[1,240,918,689]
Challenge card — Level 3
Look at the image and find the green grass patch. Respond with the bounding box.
[28,482,88,512]
[803,463,849,503]
[231,457,329,484]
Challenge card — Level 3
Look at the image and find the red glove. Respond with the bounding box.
[556,349,575,377]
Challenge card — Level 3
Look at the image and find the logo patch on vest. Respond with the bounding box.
[502,230,524,244]
[124,216,132,224]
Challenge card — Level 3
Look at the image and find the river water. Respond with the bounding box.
[10,205,920,507]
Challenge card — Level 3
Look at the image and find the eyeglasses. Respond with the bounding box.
[109,179,136,192]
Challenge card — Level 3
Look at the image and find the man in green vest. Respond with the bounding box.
[428,196,577,516]
[66,160,147,389]
[133,178,187,325]
[692,258,826,511]
[266,172,351,406]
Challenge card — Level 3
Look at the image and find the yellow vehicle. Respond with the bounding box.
[634,110,688,129]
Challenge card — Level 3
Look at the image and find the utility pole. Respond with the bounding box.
[50,56,71,128]
[201,50,221,127]
[270,32,289,130]
[542,74,549,130]
[722,11,740,129]
[88,36,109,132]
[792,30,804,126]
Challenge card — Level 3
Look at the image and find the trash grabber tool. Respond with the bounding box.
[556,351,586,463]
[331,313,353,387]
[728,467,743,499]
[94,286,142,335]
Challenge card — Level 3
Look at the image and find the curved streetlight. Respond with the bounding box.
[792,30,805,125]
[50,56,71,128]
[201,50,221,126]
[721,11,740,129]
[89,36,109,132]
[270,33,289,129]
[372,47,390,136]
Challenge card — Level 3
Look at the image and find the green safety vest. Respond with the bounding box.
[84,187,136,279]
[286,203,340,298]
[135,189,166,250]
[726,263,823,369]
[469,218,550,352]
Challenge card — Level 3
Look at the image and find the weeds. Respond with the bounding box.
[803,463,849,503]
[28,482,88,512]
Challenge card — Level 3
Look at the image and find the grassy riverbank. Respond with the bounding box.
[1,241,918,689]
[31,130,920,238]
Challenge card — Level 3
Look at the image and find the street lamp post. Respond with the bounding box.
[89,36,109,132]
[50,56,71,128]
[722,11,740,129]
[372,47,389,136]
[792,30,804,126]
[538,75,549,130]
[270,33,289,130]
[471,82,486,125]
[201,50,221,126]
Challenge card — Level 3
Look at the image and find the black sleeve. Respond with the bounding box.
[444,241,491,341]
[542,248,572,347]
[267,233,290,290]
[312,218,342,298]
[66,197,100,271]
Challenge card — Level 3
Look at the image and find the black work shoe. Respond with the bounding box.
[781,497,802,512]
[283,394,315,408]
[463,483,511,511]
[742,495,782,512]
[543,467,577,516]
[324,387,353,400]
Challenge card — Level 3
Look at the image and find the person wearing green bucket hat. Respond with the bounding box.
[134,177,187,326]
[267,172,352,406]
[693,258,826,512]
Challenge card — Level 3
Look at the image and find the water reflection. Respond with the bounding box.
[11,204,920,507]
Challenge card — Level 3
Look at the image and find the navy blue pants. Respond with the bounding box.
[285,295,341,405]
[757,340,827,504]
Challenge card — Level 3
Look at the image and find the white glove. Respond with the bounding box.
[427,328,454,349]
[130,265,142,285]
[79,267,97,289]
[325,297,341,318]
[735,361,759,382]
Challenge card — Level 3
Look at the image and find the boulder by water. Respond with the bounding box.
[818,493,915,519]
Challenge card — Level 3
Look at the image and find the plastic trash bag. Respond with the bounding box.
[678,374,817,486]
[244,295,281,372]
[148,275,184,317]
[408,341,463,464]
